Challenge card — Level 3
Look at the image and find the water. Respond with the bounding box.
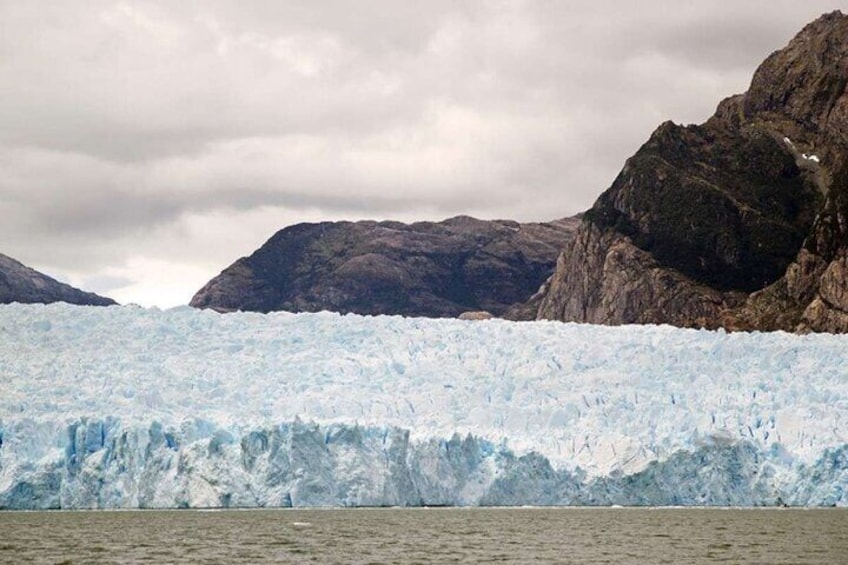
[1,507,846,564]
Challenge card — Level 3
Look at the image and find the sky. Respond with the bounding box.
[0,1,841,308]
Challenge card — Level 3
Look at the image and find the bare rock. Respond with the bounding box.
[538,224,743,328]
[457,311,494,321]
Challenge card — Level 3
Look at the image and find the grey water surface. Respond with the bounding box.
[1,507,846,564]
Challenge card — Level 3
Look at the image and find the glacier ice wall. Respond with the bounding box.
[1,303,847,508]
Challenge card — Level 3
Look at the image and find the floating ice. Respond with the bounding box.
[1,303,846,508]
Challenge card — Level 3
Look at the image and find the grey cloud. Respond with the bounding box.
[80,274,135,295]
[648,21,789,71]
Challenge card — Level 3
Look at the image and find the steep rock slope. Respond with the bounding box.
[0,253,115,306]
[191,215,578,317]
[730,11,848,332]
[538,11,848,331]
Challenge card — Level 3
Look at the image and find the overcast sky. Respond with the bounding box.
[0,1,841,307]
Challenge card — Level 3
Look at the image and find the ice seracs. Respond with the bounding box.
[1,303,847,508]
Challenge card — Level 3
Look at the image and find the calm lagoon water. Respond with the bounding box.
[1,507,846,564]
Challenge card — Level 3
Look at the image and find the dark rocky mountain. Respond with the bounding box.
[191,215,579,318]
[537,11,848,332]
[0,253,115,307]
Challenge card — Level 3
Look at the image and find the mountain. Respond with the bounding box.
[191,215,579,317]
[537,11,848,332]
[0,253,115,307]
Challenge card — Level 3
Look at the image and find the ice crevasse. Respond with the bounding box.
[0,303,847,509]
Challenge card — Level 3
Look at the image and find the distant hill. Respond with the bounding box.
[536,11,848,333]
[191,215,579,318]
[0,253,115,307]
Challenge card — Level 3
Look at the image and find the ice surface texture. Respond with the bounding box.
[1,303,846,508]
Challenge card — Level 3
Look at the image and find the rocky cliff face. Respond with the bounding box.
[538,11,848,332]
[0,253,115,307]
[191,215,578,318]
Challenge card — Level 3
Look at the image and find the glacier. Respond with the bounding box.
[1,302,847,509]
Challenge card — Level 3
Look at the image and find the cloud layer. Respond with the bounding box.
[0,1,839,306]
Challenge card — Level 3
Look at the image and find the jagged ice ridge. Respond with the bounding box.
[1,303,847,508]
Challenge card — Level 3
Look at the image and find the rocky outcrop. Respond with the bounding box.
[538,11,848,332]
[539,223,747,328]
[729,11,848,333]
[0,253,115,307]
[191,215,579,318]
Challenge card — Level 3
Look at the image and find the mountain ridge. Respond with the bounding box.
[0,253,115,307]
[190,11,848,332]
[191,215,579,318]
[537,10,848,332]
